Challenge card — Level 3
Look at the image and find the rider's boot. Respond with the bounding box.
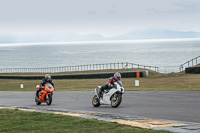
[98,90,103,98]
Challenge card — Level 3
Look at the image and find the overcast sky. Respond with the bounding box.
[0,0,200,38]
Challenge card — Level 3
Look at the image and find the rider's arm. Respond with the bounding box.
[51,82,55,88]
[106,77,114,89]
[39,79,45,88]
[107,77,113,83]
[49,80,55,90]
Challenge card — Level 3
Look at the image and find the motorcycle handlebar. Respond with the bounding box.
[40,87,44,90]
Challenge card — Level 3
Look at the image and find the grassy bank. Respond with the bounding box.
[0,69,200,91]
[0,109,171,133]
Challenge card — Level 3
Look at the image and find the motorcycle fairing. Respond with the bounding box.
[100,88,118,105]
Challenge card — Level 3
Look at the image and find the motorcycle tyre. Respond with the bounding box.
[35,97,41,105]
[46,94,52,105]
[92,95,101,107]
[111,94,122,108]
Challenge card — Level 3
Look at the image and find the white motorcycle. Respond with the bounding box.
[92,80,125,108]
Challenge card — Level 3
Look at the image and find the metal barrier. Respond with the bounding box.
[1,56,199,74]
[157,66,180,74]
[0,71,148,79]
[180,56,200,72]
[0,62,158,74]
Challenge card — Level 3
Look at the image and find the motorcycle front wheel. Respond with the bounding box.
[46,94,52,105]
[111,93,122,108]
[92,95,100,107]
[35,97,41,105]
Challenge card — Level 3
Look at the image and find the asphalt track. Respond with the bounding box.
[0,91,200,123]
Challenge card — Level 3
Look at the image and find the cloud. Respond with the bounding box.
[0,0,199,37]
[148,0,200,14]
[175,0,200,13]
[87,10,98,15]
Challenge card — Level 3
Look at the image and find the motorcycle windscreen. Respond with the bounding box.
[46,83,52,89]
[116,80,123,87]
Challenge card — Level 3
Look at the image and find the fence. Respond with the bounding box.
[0,62,158,74]
[157,66,180,74]
[1,56,199,74]
[180,56,200,72]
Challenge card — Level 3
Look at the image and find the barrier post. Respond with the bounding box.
[135,72,140,87]
[136,72,140,78]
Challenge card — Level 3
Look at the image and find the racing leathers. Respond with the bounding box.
[36,79,55,98]
[99,77,117,97]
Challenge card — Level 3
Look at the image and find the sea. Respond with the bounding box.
[0,38,200,73]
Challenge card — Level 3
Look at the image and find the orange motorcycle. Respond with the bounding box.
[35,83,54,105]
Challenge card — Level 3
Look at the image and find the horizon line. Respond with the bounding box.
[0,38,200,47]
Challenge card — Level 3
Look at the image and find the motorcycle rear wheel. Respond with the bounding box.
[46,94,52,105]
[92,95,100,107]
[111,93,122,108]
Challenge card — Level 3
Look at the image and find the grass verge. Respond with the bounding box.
[0,109,171,133]
[0,69,200,91]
